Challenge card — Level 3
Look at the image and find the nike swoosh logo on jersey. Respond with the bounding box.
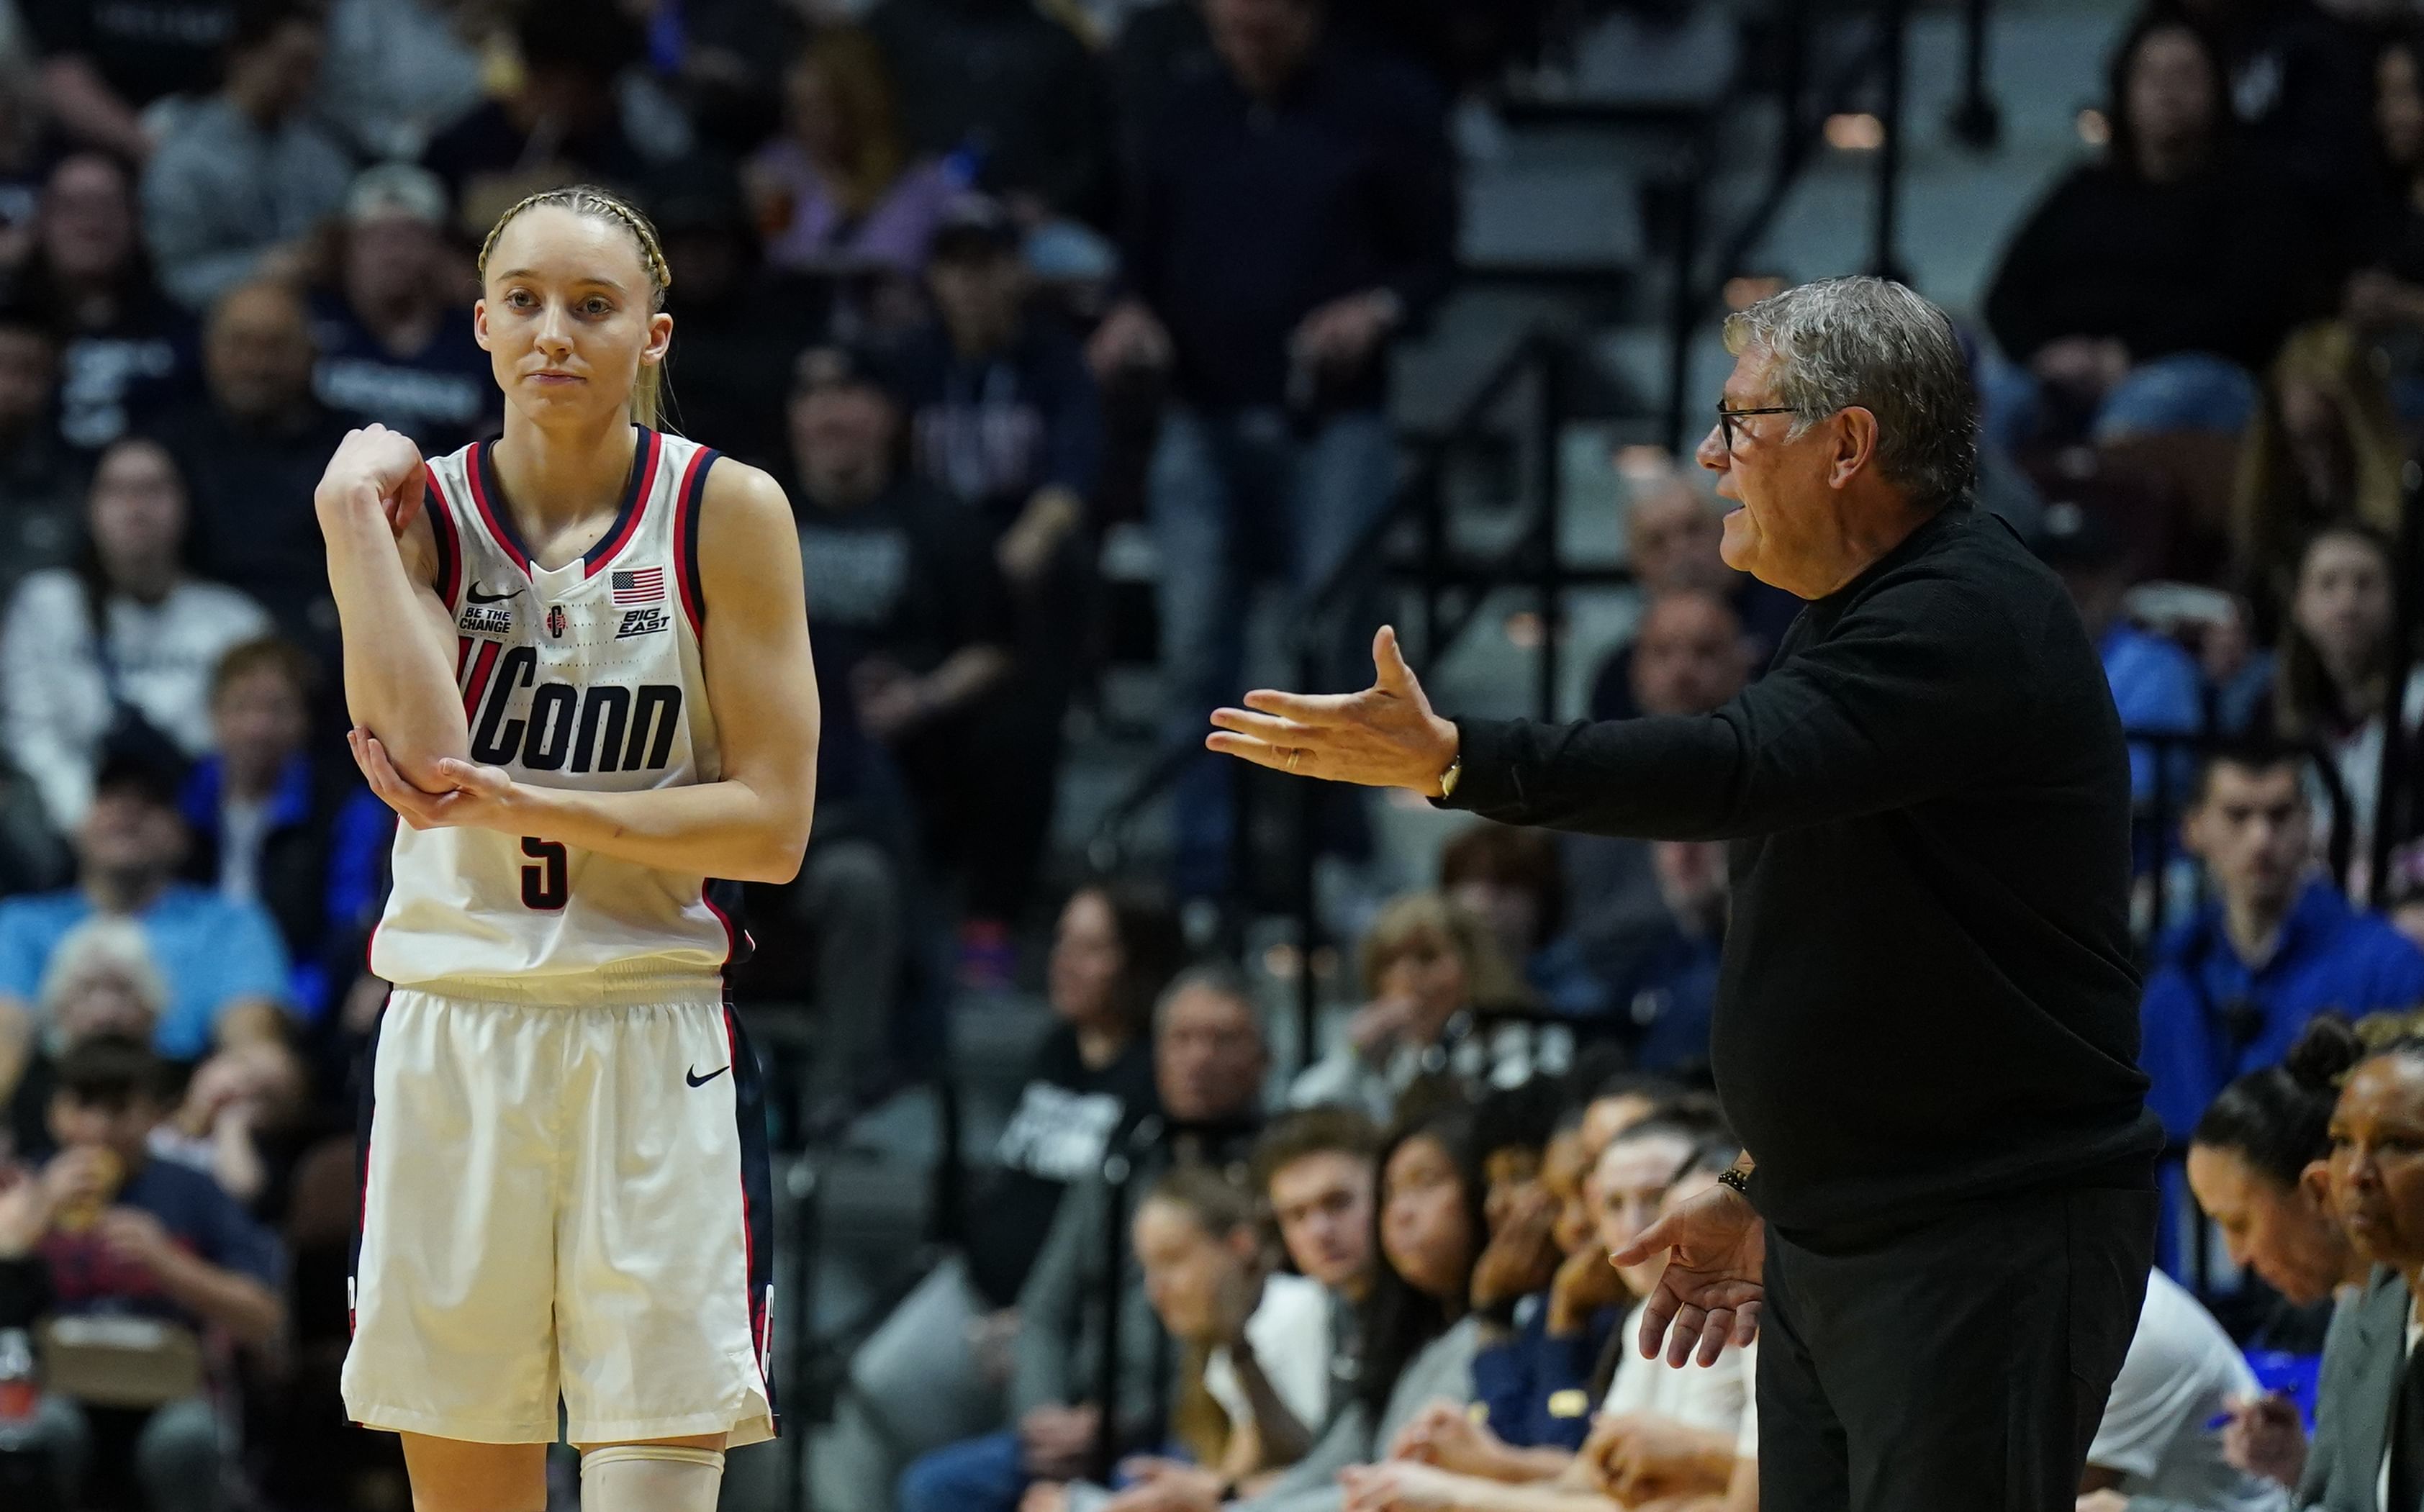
[467,583,521,604]
[687,1064,729,1087]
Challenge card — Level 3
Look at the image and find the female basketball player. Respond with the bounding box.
[314,186,818,1512]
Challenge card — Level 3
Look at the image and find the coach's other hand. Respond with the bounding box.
[1611,1182,1765,1367]
[1207,626,1460,795]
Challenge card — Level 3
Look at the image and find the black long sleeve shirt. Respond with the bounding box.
[1122,42,1456,413]
[1444,506,2163,1232]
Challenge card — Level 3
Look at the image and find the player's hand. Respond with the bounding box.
[1208,627,1460,795]
[1611,1181,1764,1367]
[316,423,428,535]
[348,729,520,832]
[2220,1392,2307,1488]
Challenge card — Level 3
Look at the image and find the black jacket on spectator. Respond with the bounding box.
[792,471,1013,682]
[889,314,1103,529]
[420,100,653,225]
[1984,154,2305,371]
[42,283,199,453]
[2211,0,2377,268]
[22,0,238,107]
[145,397,358,659]
[963,1024,1158,1308]
[1444,505,2163,1231]
[659,271,831,476]
[1123,42,1455,413]
[866,0,1112,224]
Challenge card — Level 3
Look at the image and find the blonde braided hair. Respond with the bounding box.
[477,184,674,428]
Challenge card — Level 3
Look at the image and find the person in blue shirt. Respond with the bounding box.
[0,753,291,1087]
[2034,500,2205,807]
[2140,742,2424,1142]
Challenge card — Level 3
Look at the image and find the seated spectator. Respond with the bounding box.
[2032,501,2204,808]
[179,638,389,1013]
[1291,892,1534,1121]
[2140,743,2424,1141]
[419,0,659,235]
[895,193,1100,655]
[3,1034,282,1512]
[1028,1167,1332,1512]
[1236,1103,1486,1512]
[22,152,201,451]
[309,163,497,455]
[1351,1123,1748,1510]
[2073,1269,2291,1512]
[2223,1018,2424,1501]
[649,159,830,474]
[1,436,272,832]
[820,882,1184,1512]
[0,302,89,607]
[2186,1021,2372,1352]
[1465,1095,1626,1455]
[2346,25,2424,423]
[865,0,1112,227]
[748,25,956,279]
[23,0,241,162]
[2251,524,2423,880]
[1981,14,2300,449]
[145,277,356,660]
[1588,472,1796,723]
[0,754,292,1087]
[138,0,354,314]
[1438,823,1608,1020]
[787,343,1046,966]
[1606,841,1729,1075]
[4,916,166,1163]
[311,0,486,162]
[1098,0,1454,900]
[2228,322,2406,595]
[899,966,1270,1512]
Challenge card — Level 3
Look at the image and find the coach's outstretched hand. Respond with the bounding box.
[1206,626,1461,795]
[1611,1182,1765,1367]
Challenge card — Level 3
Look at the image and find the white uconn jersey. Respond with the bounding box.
[371,428,744,1001]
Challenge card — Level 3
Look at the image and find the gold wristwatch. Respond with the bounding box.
[1438,753,1463,800]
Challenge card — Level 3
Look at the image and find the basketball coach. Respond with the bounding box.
[1207,276,2163,1511]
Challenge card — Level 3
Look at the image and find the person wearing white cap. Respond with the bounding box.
[310,163,497,453]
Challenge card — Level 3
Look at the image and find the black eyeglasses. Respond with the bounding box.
[1715,402,1796,451]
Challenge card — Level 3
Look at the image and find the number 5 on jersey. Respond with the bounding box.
[521,837,569,910]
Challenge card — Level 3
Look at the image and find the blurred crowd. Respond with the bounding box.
[6,0,2424,1509]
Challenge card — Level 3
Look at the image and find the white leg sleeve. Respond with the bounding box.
[579,1445,725,1512]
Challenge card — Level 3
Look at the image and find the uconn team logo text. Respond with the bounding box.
[466,646,684,772]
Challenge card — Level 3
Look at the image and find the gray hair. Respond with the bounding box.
[1722,276,1978,509]
[1154,961,1267,1044]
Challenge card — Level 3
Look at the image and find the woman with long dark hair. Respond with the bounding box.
[1235,1105,1488,1511]
[1982,12,2301,448]
[0,435,269,830]
[2257,522,2423,889]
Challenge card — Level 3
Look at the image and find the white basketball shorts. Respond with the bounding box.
[340,990,777,1447]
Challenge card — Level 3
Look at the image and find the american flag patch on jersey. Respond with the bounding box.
[612,568,665,605]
